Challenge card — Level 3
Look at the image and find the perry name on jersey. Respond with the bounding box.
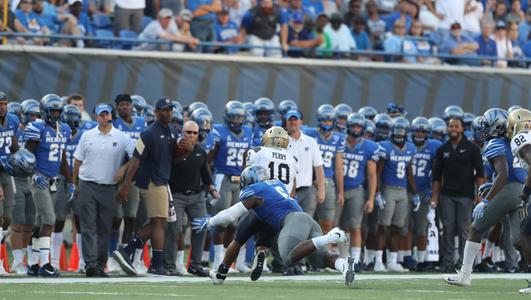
[485,137,527,184]
[113,116,146,140]
[511,130,531,168]
[304,128,345,178]
[246,146,299,193]
[239,179,302,231]
[412,139,442,192]
[0,113,20,159]
[343,138,380,189]
[379,140,416,188]
[212,123,252,176]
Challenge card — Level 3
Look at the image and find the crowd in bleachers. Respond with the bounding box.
[0,0,530,66]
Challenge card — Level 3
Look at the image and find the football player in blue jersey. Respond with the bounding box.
[409,117,442,271]
[304,104,345,235]
[336,113,378,271]
[386,102,406,119]
[364,120,375,140]
[334,104,353,134]
[242,102,256,128]
[429,117,448,142]
[208,101,253,270]
[373,114,392,142]
[131,95,147,117]
[252,98,275,147]
[24,95,73,277]
[445,108,527,287]
[374,117,418,272]
[9,101,40,275]
[193,165,355,286]
[7,102,22,120]
[274,100,297,126]
[464,113,475,140]
[111,94,148,273]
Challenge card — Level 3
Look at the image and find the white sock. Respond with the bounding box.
[133,248,143,264]
[29,240,40,266]
[236,246,246,266]
[311,234,335,249]
[364,249,375,264]
[214,244,224,262]
[50,232,63,267]
[39,237,51,265]
[350,247,361,263]
[388,252,398,265]
[176,250,185,267]
[338,242,350,258]
[397,251,404,262]
[334,257,346,272]
[460,241,481,276]
[202,251,210,262]
[417,250,426,263]
[75,233,85,267]
[12,249,25,266]
[483,240,494,259]
[375,250,383,264]
[403,250,412,257]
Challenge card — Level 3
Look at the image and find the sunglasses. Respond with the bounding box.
[185,130,199,135]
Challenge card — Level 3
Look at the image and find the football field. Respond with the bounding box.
[0,273,529,300]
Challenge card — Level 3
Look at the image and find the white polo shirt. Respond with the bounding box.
[288,132,324,188]
[115,0,146,9]
[74,126,136,185]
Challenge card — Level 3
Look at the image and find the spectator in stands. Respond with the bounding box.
[462,0,483,38]
[285,0,315,23]
[507,0,525,24]
[324,12,356,57]
[314,13,333,57]
[0,0,25,36]
[384,19,416,62]
[60,0,91,48]
[15,0,51,45]
[287,11,322,57]
[382,0,412,32]
[366,0,386,48]
[376,0,398,14]
[492,0,508,23]
[33,0,58,33]
[114,0,145,34]
[88,0,112,15]
[214,9,240,53]
[523,32,531,57]
[439,21,479,65]
[343,0,363,26]
[224,0,248,25]
[302,0,324,18]
[407,19,440,63]
[493,20,513,67]
[351,16,370,50]
[240,0,288,57]
[436,0,465,32]
[475,21,497,66]
[188,0,222,51]
[136,8,200,51]
[519,8,531,45]
[67,94,92,122]
[414,0,442,32]
[508,21,526,67]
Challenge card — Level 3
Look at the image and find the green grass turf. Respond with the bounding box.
[0,279,528,300]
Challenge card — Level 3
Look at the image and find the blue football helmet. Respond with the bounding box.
[188,101,209,116]
[316,104,335,132]
[374,113,392,141]
[472,116,484,143]
[240,165,269,189]
[131,95,147,117]
[41,94,64,125]
[335,104,353,132]
[242,102,256,127]
[364,119,375,139]
[254,97,275,128]
[387,102,405,118]
[172,109,184,131]
[411,117,431,146]
[172,101,183,114]
[429,117,447,141]
[463,112,475,130]
[61,104,81,130]
[144,105,155,124]
[443,105,464,122]
[277,100,297,116]
[9,148,36,177]
[21,99,40,112]
[391,117,410,145]
[481,108,508,140]
[224,101,245,133]
[346,113,365,138]
[40,93,60,107]
[7,102,22,119]
[190,108,213,142]
[21,101,41,125]
[359,106,377,121]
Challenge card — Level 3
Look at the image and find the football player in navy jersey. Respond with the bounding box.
[24,95,73,277]
[445,109,527,287]
[374,117,418,272]
[252,98,275,147]
[193,165,355,286]
[336,113,378,271]
[209,101,253,270]
[408,117,442,271]
[304,104,345,235]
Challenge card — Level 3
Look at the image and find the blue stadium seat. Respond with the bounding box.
[93,13,112,29]
[95,29,114,48]
[119,30,139,50]
[142,16,154,31]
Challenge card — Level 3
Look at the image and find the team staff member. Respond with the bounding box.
[431,118,484,273]
[164,121,220,277]
[73,103,135,277]
[113,98,192,276]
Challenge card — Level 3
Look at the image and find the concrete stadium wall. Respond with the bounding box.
[0,46,529,122]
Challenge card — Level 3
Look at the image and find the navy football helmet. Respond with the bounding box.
[472,116,484,143]
[61,104,81,130]
[254,97,275,128]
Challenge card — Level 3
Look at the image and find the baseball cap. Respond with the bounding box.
[156,97,175,110]
[292,11,304,23]
[179,9,193,22]
[159,8,174,18]
[68,0,82,5]
[284,109,301,120]
[95,103,113,115]
[114,94,132,104]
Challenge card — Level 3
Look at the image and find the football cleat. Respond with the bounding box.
[106,257,122,273]
[27,264,40,276]
[132,260,148,275]
[175,264,190,276]
[211,263,229,285]
[251,250,266,281]
[374,262,387,272]
[188,264,209,277]
[236,262,251,273]
[147,265,171,276]
[343,257,356,286]
[327,227,348,244]
[112,246,137,276]
[443,271,471,287]
[519,280,531,294]
[38,263,60,277]
[388,262,409,273]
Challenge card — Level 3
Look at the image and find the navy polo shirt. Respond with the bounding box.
[133,120,178,189]
[476,36,497,60]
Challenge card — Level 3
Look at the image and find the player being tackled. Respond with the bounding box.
[192,165,355,286]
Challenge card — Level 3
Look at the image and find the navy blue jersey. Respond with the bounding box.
[113,116,146,140]
[212,124,252,176]
[379,140,416,188]
[343,139,380,189]
[239,179,302,231]
[412,139,442,192]
[484,137,527,184]
[304,128,345,178]
[25,121,71,178]
[0,113,20,161]
[252,125,268,147]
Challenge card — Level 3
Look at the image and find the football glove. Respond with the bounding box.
[32,174,49,190]
[472,198,489,220]
[0,156,13,175]
[375,192,385,210]
[412,194,421,212]
[519,186,531,220]
[67,183,76,202]
[191,215,211,233]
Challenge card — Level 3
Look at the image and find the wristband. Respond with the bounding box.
[523,185,531,196]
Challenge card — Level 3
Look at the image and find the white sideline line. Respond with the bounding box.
[0,273,528,284]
